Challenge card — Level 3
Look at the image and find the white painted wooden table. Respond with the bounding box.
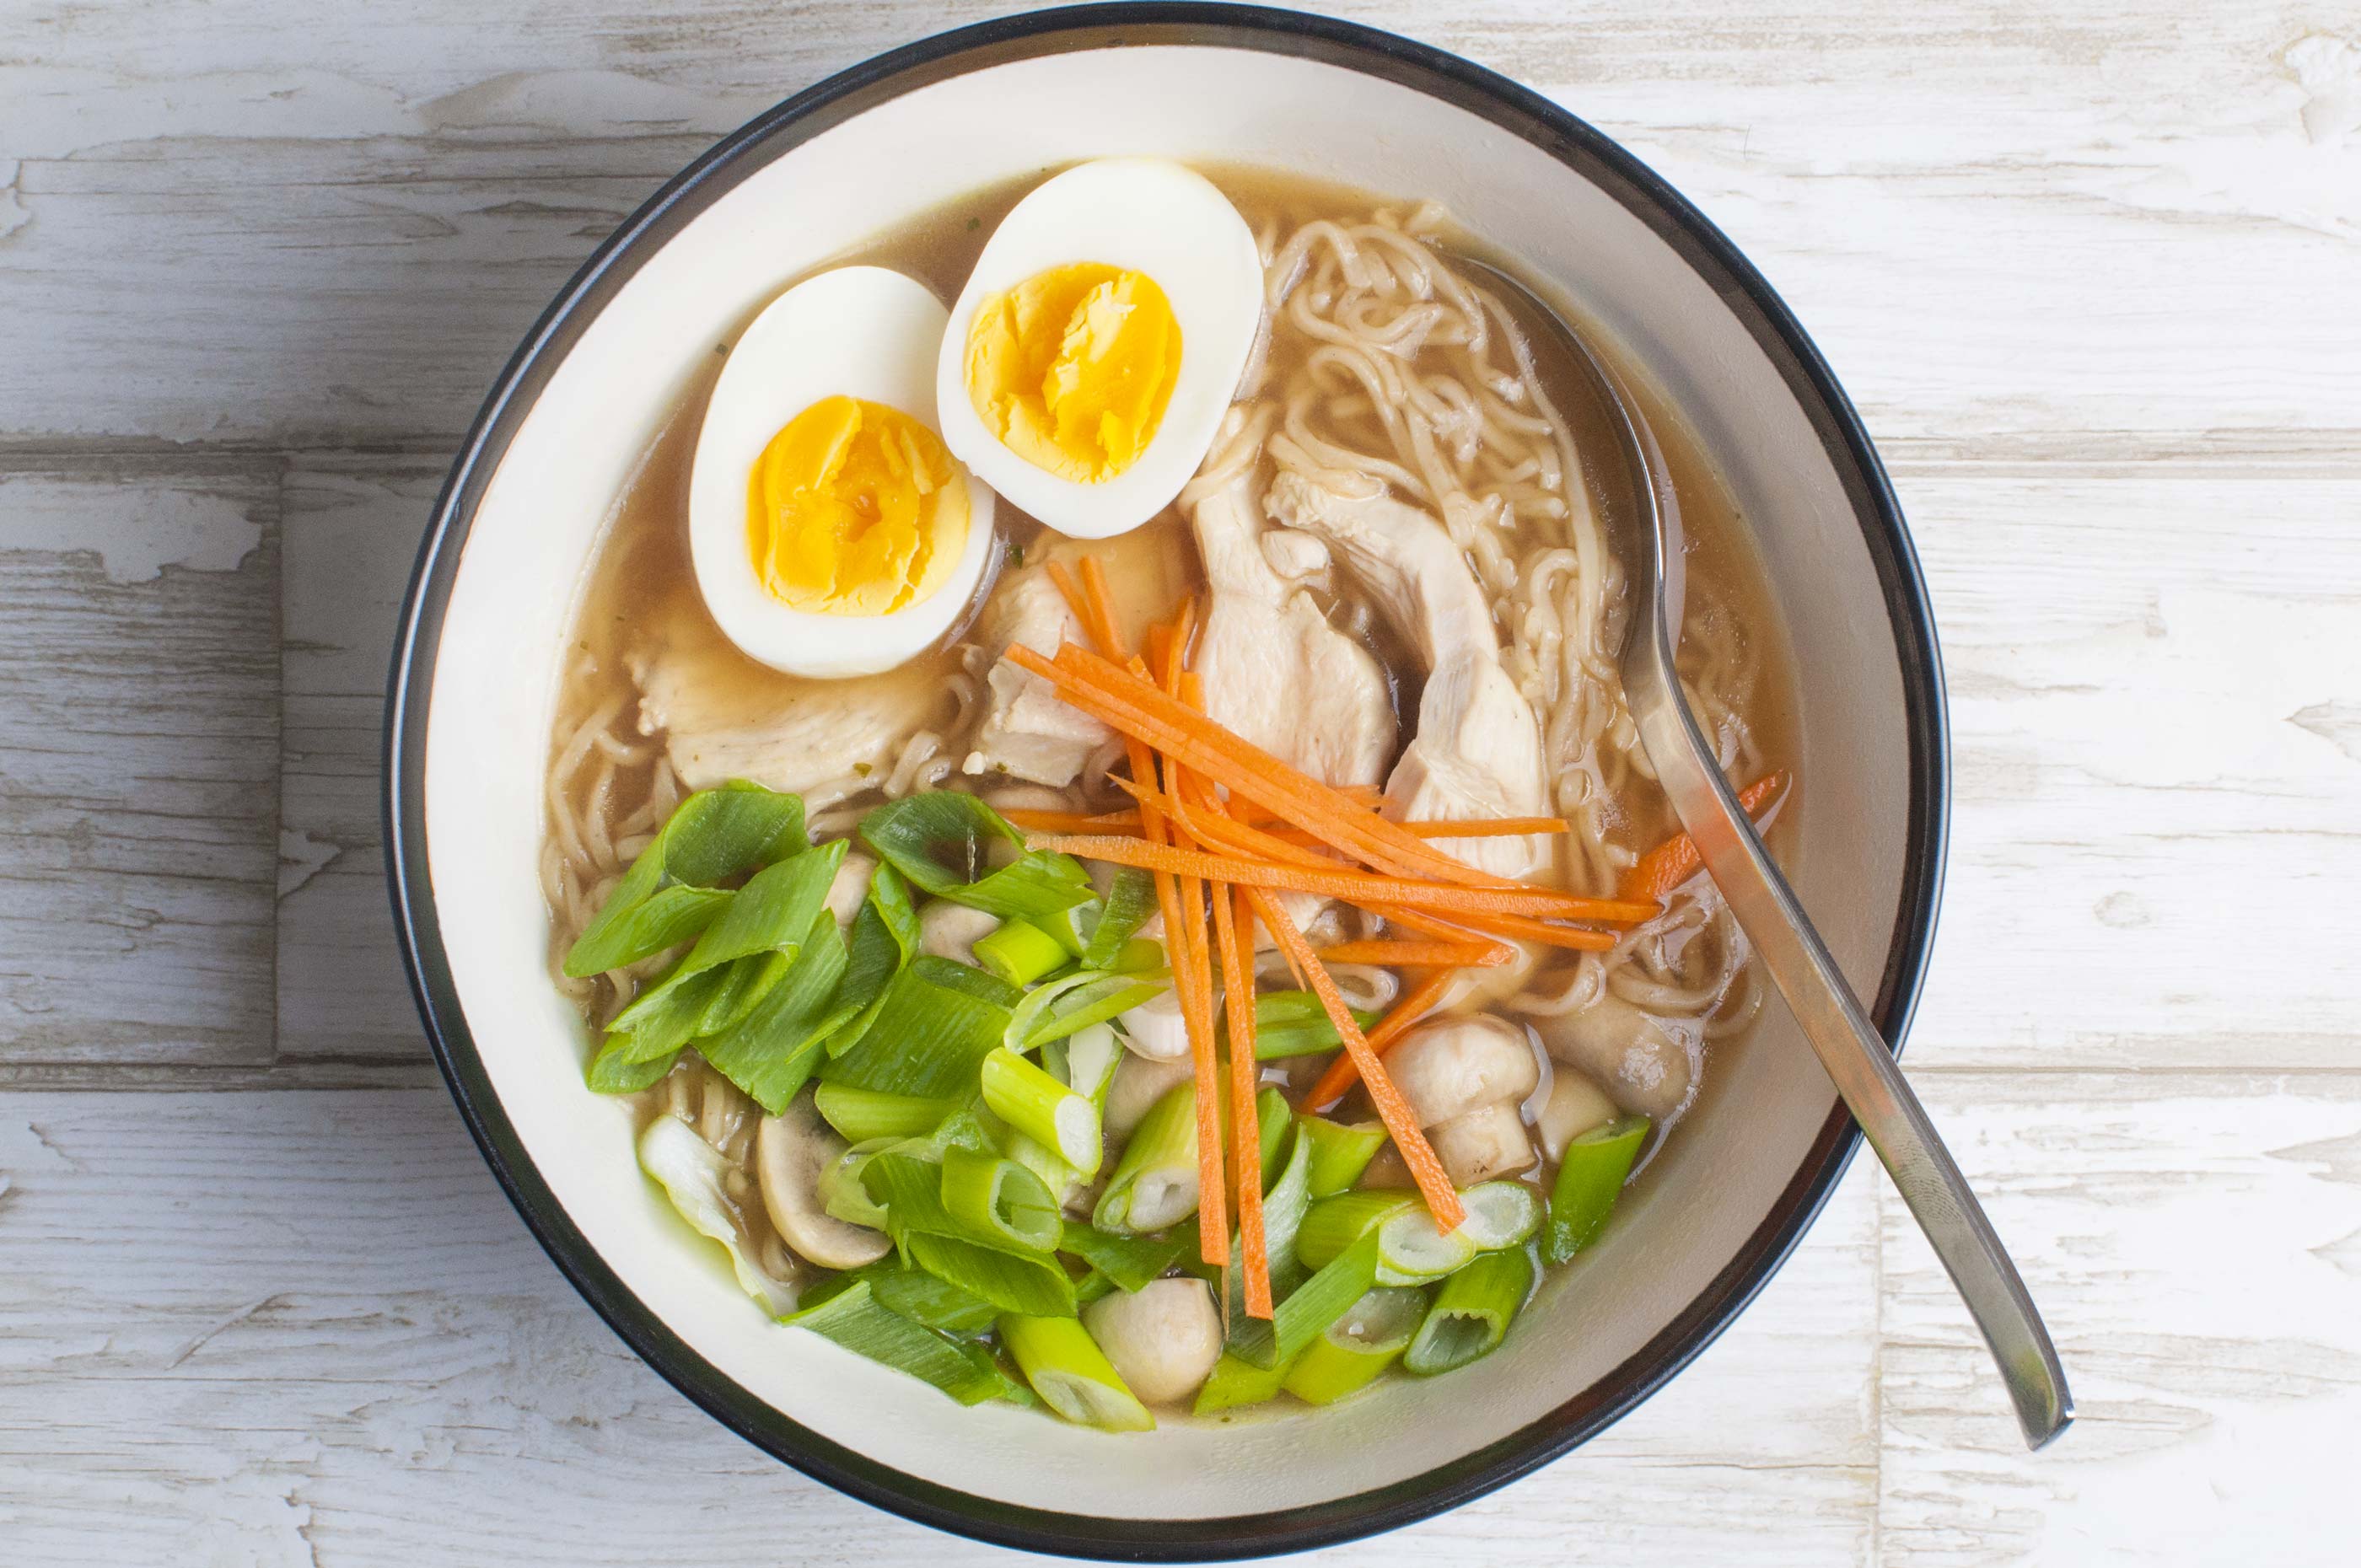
[3,2,2357,1562]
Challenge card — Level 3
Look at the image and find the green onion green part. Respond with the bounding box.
[998,1314,1154,1431]
[982,1046,1103,1175]
[1093,1077,1200,1235]
[1543,1114,1650,1265]
[785,1278,1021,1405]
[971,919,1071,987]
[858,792,1093,919]
[813,1083,960,1145]
[939,1146,1064,1254]
[562,781,805,976]
[1080,867,1158,970]
[1295,1191,1416,1271]
[1060,1222,1189,1294]
[1300,1116,1389,1197]
[1403,1246,1535,1375]
[822,956,1015,1098]
[864,1263,1001,1336]
[1283,1286,1428,1404]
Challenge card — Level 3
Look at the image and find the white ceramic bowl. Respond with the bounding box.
[386,7,1948,1558]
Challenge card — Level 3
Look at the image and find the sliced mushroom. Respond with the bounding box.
[1383,1014,1541,1188]
[1428,1101,1537,1185]
[756,1093,890,1270]
[1530,993,1700,1122]
[918,899,1000,966]
[1535,1069,1620,1162]
[1104,1051,1196,1142]
[1082,1277,1223,1405]
[825,851,876,931]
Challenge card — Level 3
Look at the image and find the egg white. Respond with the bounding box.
[934,159,1263,540]
[689,266,997,679]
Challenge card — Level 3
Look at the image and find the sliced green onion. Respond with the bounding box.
[605,961,729,1060]
[697,910,850,1114]
[1080,866,1157,969]
[1402,1247,1535,1375]
[1543,1114,1649,1265]
[1093,1077,1199,1235]
[1046,1021,1122,1110]
[1221,1114,1315,1343]
[563,884,734,979]
[998,1313,1154,1431]
[822,955,1015,1098]
[1026,901,1092,960]
[1257,1232,1382,1369]
[675,838,847,979]
[585,1035,676,1094]
[1110,937,1165,974]
[865,1263,1000,1335]
[785,1278,1021,1405]
[1061,1222,1188,1294]
[1007,968,1168,1051]
[1238,990,1382,1060]
[1193,1351,1297,1415]
[1295,1191,1415,1270]
[1252,1086,1293,1189]
[999,1124,1081,1207]
[940,1146,1063,1254]
[906,1234,1076,1318]
[1283,1286,1427,1404]
[1373,1206,1480,1286]
[1455,1180,1546,1252]
[982,1046,1103,1174]
[858,792,1094,918]
[636,1116,789,1314]
[562,781,806,976]
[814,1083,961,1145]
[1300,1116,1388,1197]
[971,919,1070,986]
[820,1136,897,1231]
[694,949,790,1037]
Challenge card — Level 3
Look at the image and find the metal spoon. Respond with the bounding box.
[1462,256,2073,1450]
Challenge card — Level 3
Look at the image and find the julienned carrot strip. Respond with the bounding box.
[1266,817,1570,846]
[1616,771,1788,904]
[1313,939,1513,969]
[1304,965,1460,1110]
[1027,835,1648,922]
[1114,777,1341,872]
[1046,559,1093,637]
[1012,642,1526,893]
[1000,808,1143,835]
[1399,905,1621,953]
[1077,556,1127,659]
[1212,883,1272,1318]
[1170,873,1228,1269]
[1249,889,1464,1230]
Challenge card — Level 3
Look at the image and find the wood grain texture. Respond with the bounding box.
[0,2,2353,445]
[1876,1074,2361,1566]
[0,461,282,1067]
[1,0,2355,1560]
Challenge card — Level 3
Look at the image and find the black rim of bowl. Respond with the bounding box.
[384,4,1950,1560]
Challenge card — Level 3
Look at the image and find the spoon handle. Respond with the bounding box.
[1628,680,2073,1449]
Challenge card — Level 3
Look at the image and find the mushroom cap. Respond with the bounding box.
[1384,1013,1541,1127]
[1428,1100,1536,1186]
[1535,1068,1620,1162]
[917,899,1001,966]
[1081,1276,1223,1405]
[1104,1050,1196,1143]
[1532,993,1700,1122]
[756,1093,890,1271]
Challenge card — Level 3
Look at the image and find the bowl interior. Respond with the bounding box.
[412,35,1923,1529]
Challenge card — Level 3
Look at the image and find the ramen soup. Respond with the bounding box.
[541,162,1798,1428]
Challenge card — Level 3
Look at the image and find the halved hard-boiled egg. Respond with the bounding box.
[936,159,1263,540]
[690,266,997,679]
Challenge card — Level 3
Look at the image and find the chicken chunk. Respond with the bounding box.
[1264,469,1548,883]
[1187,462,1394,791]
[629,607,944,798]
[970,566,1109,787]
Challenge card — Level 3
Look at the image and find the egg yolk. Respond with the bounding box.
[963,263,1182,484]
[746,395,971,617]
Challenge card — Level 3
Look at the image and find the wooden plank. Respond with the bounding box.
[0,2,2353,446]
[1890,463,2361,1071]
[0,462,281,1067]
[277,458,444,1063]
[1876,1072,2361,1567]
[0,1090,1880,1564]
